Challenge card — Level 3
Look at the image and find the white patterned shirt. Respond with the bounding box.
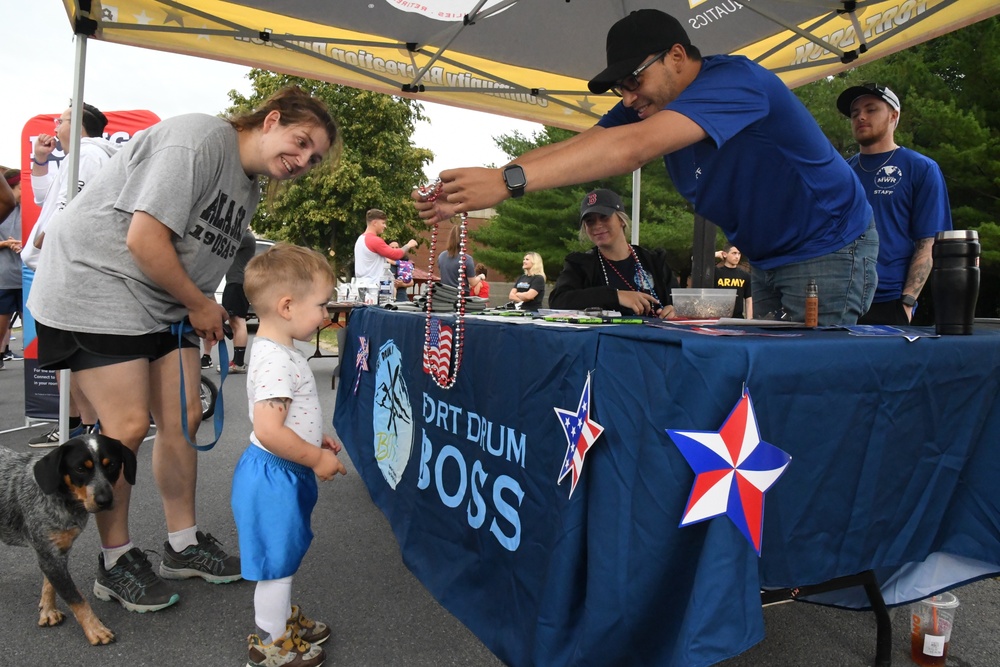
[247,338,323,453]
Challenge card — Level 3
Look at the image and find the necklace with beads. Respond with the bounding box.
[598,246,661,306]
[856,146,898,173]
[414,180,466,390]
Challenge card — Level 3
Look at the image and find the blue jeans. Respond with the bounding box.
[751,220,878,325]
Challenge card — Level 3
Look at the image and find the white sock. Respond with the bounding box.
[255,577,293,643]
[102,542,134,568]
[167,526,199,553]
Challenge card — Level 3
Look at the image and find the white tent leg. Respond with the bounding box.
[631,168,641,246]
[57,32,89,445]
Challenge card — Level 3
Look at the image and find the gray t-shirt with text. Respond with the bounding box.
[28,114,260,335]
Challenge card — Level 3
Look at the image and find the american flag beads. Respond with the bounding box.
[414,180,468,389]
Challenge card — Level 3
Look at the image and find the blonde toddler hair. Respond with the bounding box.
[244,243,335,314]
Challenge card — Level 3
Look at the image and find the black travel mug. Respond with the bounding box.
[931,230,979,335]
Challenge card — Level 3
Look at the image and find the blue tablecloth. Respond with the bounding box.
[333,308,1000,667]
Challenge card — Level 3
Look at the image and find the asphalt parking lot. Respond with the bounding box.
[0,333,996,666]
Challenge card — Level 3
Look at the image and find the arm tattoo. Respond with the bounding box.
[261,397,291,412]
[904,238,934,297]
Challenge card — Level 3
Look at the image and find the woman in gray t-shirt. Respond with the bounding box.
[436,222,482,293]
[26,86,340,618]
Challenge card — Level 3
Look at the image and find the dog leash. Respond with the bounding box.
[171,320,228,451]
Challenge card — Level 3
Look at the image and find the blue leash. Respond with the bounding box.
[171,321,228,451]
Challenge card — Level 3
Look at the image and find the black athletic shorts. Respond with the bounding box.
[36,322,199,372]
[222,282,250,319]
[0,288,22,315]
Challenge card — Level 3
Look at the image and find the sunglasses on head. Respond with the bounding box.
[610,49,670,97]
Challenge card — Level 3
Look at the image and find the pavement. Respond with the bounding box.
[0,333,997,667]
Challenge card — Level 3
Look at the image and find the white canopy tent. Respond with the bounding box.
[56,1,1000,132]
[54,0,1000,276]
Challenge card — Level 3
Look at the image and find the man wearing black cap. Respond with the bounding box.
[836,83,952,325]
[417,9,878,325]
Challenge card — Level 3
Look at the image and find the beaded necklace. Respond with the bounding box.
[598,246,661,306]
[414,180,466,389]
[856,146,898,173]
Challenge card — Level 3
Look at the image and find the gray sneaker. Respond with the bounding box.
[93,548,180,613]
[28,422,88,448]
[218,361,248,374]
[159,531,242,583]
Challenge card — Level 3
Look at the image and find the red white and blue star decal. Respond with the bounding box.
[666,389,790,555]
[555,372,604,499]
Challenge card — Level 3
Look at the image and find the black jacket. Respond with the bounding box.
[548,246,674,311]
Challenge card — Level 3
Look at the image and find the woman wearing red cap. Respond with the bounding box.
[550,188,674,318]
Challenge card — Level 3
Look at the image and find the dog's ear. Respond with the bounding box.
[95,434,138,485]
[117,441,138,486]
[33,447,66,495]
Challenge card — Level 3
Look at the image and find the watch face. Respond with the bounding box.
[504,166,526,189]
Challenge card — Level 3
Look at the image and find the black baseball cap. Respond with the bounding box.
[588,9,691,95]
[837,83,901,117]
[580,189,624,222]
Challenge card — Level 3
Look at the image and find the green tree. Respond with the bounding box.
[476,126,697,280]
[795,16,1000,316]
[472,188,578,278]
[226,69,432,278]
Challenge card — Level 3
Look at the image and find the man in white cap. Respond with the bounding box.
[417,8,878,325]
[837,83,952,325]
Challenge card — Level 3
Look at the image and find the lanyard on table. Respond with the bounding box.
[171,320,227,451]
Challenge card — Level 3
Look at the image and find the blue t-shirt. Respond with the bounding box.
[848,146,952,302]
[597,55,872,270]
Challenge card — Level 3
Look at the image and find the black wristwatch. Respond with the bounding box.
[901,294,917,307]
[502,165,527,198]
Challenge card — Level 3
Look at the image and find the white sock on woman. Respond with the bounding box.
[102,542,134,568]
[167,525,199,552]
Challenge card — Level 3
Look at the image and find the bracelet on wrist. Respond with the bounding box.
[32,157,49,166]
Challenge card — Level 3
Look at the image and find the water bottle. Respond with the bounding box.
[931,230,979,335]
[378,265,393,306]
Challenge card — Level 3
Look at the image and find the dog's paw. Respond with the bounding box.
[84,621,115,646]
[37,607,66,627]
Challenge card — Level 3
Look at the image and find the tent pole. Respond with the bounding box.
[631,168,641,246]
[692,215,717,288]
[58,32,89,444]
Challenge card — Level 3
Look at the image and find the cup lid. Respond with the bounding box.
[936,230,978,241]
[924,591,960,609]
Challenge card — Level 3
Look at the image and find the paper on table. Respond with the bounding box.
[716,318,811,328]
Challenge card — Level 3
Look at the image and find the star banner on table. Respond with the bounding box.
[666,389,790,555]
[554,372,605,499]
[353,336,369,395]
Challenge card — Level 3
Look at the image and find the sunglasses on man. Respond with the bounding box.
[610,49,670,97]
